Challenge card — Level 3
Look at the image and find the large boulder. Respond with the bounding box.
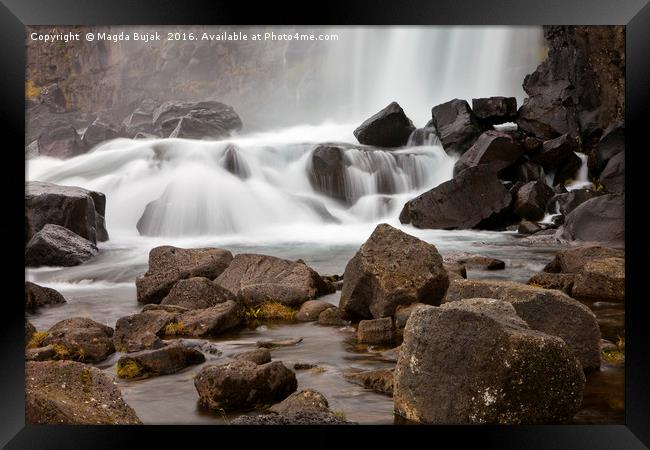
[318,307,350,326]
[233,348,272,365]
[25,224,98,267]
[543,245,624,273]
[599,151,624,194]
[25,360,141,424]
[39,317,115,363]
[353,102,415,147]
[472,97,517,126]
[550,189,601,216]
[308,145,348,202]
[527,272,575,295]
[219,144,251,179]
[215,254,330,307]
[589,122,624,176]
[116,344,205,379]
[175,301,243,337]
[443,252,505,271]
[36,121,87,158]
[513,181,555,221]
[25,282,66,310]
[530,134,579,176]
[25,181,108,244]
[559,194,624,246]
[394,299,585,424]
[339,224,449,320]
[194,359,297,411]
[431,99,484,154]
[572,257,625,302]
[445,279,601,370]
[81,117,120,148]
[153,100,242,139]
[113,309,177,352]
[399,165,512,230]
[453,130,524,177]
[160,277,237,310]
[136,246,233,304]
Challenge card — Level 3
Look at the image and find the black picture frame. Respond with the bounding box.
[2,0,648,448]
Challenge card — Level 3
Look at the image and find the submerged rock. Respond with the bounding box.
[353,102,415,147]
[339,224,449,320]
[116,344,205,379]
[394,299,585,424]
[26,360,141,424]
[25,224,98,267]
[431,99,484,155]
[194,359,297,411]
[25,282,66,310]
[443,252,506,271]
[215,254,330,307]
[219,144,251,179]
[343,368,394,396]
[318,307,350,326]
[36,121,87,159]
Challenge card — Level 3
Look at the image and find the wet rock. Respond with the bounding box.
[25,360,141,424]
[25,281,66,310]
[230,410,353,425]
[175,301,243,337]
[514,181,554,221]
[25,224,98,267]
[443,252,505,271]
[394,303,426,329]
[431,99,484,154]
[116,344,205,379]
[233,348,272,365]
[113,309,177,353]
[453,130,523,177]
[308,145,348,203]
[219,144,250,179]
[293,363,318,370]
[339,224,449,320]
[551,189,601,216]
[543,245,624,273]
[443,262,467,281]
[530,134,578,171]
[25,321,36,346]
[518,220,542,235]
[318,307,350,326]
[136,246,233,304]
[599,151,624,194]
[400,165,512,230]
[153,100,242,139]
[257,337,303,349]
[353,102,416,147]
[343,368,394,396]
[26,345,57,361]
[81,117,120,148]
[394,299,585,424]
[572,257,624,302]
[194,359,297,411]
[38,317,115,363]
[527,272,575,295]
[160,277,237,310]
[589,123,624,176]
[215,253,330,307]
[559,194,624,246]
[357,318,396,345]
[296,300,336,322]
[36,121,87,158]
[269,389,331,415]
[25,181,108,244]
[472,97,517,126]
[445,279,601,370]
[39,83,67,112]
[506,161,546,183]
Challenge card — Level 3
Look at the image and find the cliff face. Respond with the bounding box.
[517,26,625,155]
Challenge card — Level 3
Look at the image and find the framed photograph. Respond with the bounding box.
[2,0,648,448]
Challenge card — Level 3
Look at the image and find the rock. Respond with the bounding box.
[293,363,318,370]
[257,337,303,349]
[40,83,67,112]
[551,189,601,216]
[136,246,233,304]
[25,360,141,424]
[153,100,242,139]
[308,145,348,202]
[394,299,585,424]
[26,140,40,159]
[400,165,512,230]
[269,389,331,415]
[514,181,554,221]
[590,123,624,176]
[233,348,272,365]
[531,134,579,172]
[572,257,625,302]
[431,99,484,154]
[194,360,297,411]
[443,262,467,281]
[443,252,505,271]
[296,300,336,322]
[25,321,36,346]
[219,144,250,179]
[318,307,350,326]
[25,181,108,244]
[25,282,66,310]
[453,130,524,177]
[81,117,120,148]
[25,224,98,267]
[518,220,542,235]
[215,254,330,307]
[160,277,237,309]
[553,151,583,186]
[505,161,546,183]
[357,318,395,345]
[527,273,575,295]
[116,344,205,379]
[445,279,601,370]
[353,102,416,147]
[26,345,58,361]
[408,123,439,146]
[36,121,87,158]
[394,303,425,329]
[599,151,624,194]
[543,245,624,273]
[343,368,394,396]
[472,97,517,125]
[559,194,624,246]
[113,309,177,353]
[339,224,449,320]
[175,301,243,337]
[38,318,115,363]
[230,410,352,425]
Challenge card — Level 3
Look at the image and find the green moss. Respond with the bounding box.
[52,343,85,362]
[116,358,145,379]
[243,302,297,322]
[333,410,347,420]
[27,331,49,349]
[163,321,185,336]
[602,349,624,363]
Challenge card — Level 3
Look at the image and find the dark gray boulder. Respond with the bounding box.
[559,194,624,246]
[36,121,87,159]
[81,117,120,148]
[599,151,624,194]
[589,122,624,176]
[431,99,484,154]
[153,100,242,139]
[219,144,251,179]
[453,130,524,177]
[550,189,601,216]
[25,282,66,310]
[25,224,98,267]
[353,102,415,147]
[513,181,555,221]
[472,97,517,125]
